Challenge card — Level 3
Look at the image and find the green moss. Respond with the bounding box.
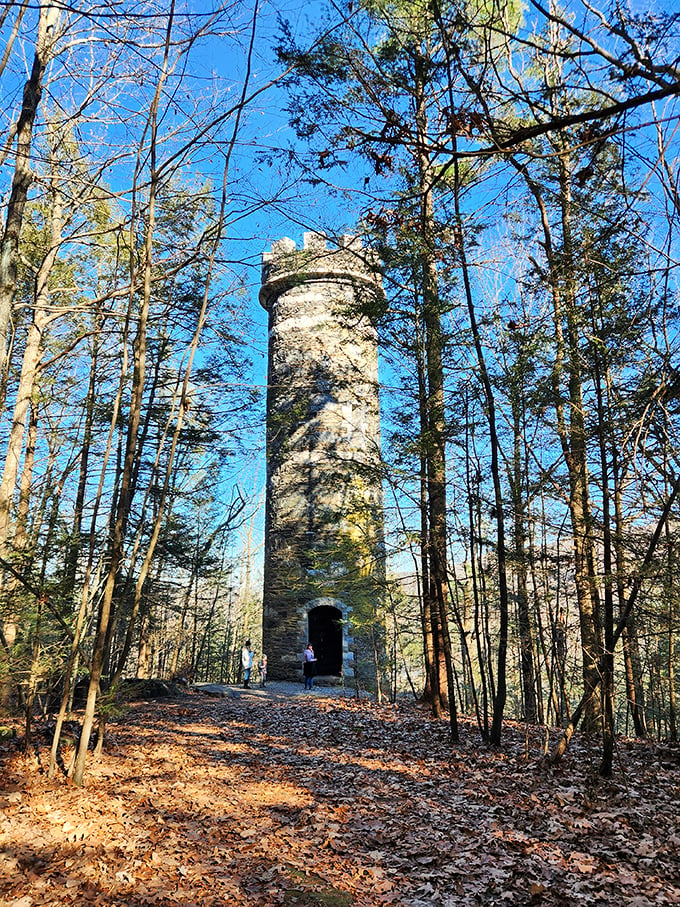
[283,870,354,907]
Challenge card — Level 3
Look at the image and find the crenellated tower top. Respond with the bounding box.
[259,231,381,310]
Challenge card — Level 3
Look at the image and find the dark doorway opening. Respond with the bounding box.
[308,605,343,675]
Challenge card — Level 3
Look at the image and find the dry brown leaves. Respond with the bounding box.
[1,687,679,906]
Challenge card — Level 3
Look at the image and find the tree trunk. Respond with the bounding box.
[516,154,603,732]
[415,302,437,706]
[71,6,175,784]
[666,493,677,743]
[414,50,456,738]
[0,179,62,549]
[449,140,509,745]
[0,1,61,405]
[612,415,647,737]
[63,327,99,595]
[558,151,603,733]
[551,470,680,763]
[590,301,615,776]
[510,407,538,724]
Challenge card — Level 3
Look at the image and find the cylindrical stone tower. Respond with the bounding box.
[260,232,384,684]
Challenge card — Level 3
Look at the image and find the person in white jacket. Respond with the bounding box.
[241,640,253,688]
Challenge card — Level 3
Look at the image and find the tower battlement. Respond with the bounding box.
[259,232,381,310]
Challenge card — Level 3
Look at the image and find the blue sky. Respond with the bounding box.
[2,0,679,593]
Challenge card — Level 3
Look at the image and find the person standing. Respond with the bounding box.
[258,654,268,688]
[303,643,317,690]
[241,640,253,688]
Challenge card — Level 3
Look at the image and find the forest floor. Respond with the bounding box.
[1,682,679,907]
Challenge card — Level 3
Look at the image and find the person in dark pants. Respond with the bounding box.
[303,643,317,690]
[241,640,253,688]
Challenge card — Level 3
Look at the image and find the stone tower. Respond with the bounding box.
[260,232,384,684]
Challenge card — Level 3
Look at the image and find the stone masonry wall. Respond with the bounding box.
[260,232,385,684]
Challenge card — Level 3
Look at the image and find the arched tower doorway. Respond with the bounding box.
[308,604,343,676]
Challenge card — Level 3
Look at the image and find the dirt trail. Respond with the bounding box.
[192,679,369,701]
[1,688,678,906]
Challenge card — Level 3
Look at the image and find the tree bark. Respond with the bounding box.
[71,4,176,786]
[0,1,61,405]
[550,469,680,763]
[0,172,62,549]
[414,49,457,739]
[509,376,538,724]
